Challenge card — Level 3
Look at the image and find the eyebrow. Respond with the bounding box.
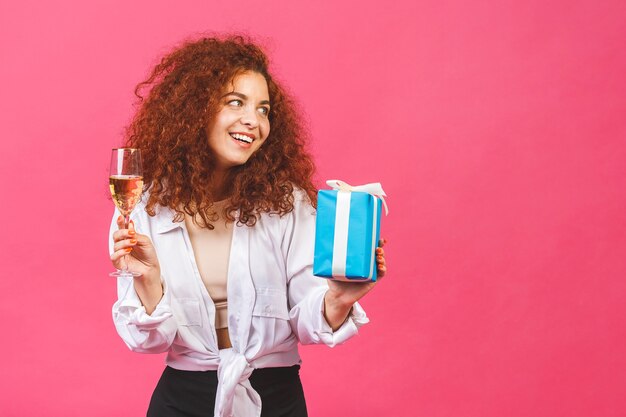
[223,91,270,106]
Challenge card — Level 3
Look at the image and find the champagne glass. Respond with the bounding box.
[109,148,144,277]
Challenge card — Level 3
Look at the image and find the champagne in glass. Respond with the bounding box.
[109,175,144,217]
[109,148,143,277]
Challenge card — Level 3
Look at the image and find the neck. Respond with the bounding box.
[211,168,231,201]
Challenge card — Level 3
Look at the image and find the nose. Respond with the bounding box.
[240,105,260,128]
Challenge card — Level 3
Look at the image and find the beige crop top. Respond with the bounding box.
[184,202,233,330]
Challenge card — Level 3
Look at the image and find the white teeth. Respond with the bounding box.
[230,133,253,143]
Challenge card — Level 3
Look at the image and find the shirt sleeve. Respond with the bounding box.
[109,209,178,353]
[283,191,369,347]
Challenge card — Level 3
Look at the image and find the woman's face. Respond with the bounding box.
[206,71,271,172]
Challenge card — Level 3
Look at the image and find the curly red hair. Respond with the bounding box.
[125,35,317,228]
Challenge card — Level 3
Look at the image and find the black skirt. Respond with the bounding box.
[147,365,308,417]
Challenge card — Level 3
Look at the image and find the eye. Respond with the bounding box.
[258,106,270,117]
[227,99,243,107]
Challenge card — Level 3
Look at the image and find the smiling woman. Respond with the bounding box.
[108,35,388,417]
[125,36,316,229]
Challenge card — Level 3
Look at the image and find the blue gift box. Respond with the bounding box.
[313,181,386,282]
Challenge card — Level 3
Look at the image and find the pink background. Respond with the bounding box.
[1,0,625,416]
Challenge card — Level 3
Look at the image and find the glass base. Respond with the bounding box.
[109,270,142,277]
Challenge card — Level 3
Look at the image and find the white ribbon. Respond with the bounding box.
[325,180,389,215]
[214,348,261,417]
[331,190,351,277]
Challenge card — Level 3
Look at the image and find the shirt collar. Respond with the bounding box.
[153,205,183,234]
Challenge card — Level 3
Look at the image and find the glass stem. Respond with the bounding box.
[123,214,131,273]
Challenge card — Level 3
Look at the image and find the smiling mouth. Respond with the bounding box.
[229,133,254,144]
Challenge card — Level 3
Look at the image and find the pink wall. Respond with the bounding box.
[1,0,625,416]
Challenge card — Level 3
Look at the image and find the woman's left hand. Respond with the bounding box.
[324,238,387,329]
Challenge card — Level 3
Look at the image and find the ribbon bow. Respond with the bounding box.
[326,179,389,215]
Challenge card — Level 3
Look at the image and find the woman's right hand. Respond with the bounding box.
[111,216,163,314]
[111,215,161,283]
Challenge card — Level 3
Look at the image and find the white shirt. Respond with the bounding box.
[110,190,369,417]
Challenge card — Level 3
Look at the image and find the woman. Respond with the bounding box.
[109,35,387,417]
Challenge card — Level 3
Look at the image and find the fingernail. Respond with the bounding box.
[128,230,136,236]
[130,239,137,244]
[125,248,132,252]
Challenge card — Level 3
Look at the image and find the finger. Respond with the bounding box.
[375,247,385,257]
[113,218,137,241]
[112,228,136,242]
[376,253,385,266]
[111,247,134,265]
[113,238,138,252]
[116,216,137,231]
[378,238,387,248]
[377,264,386,278]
